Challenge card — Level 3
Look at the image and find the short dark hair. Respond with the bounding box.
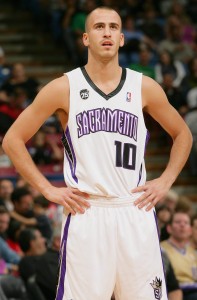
[18,228,37,252]
[11,187,31,203]
[34,195,49,208]
[85,6,121,32]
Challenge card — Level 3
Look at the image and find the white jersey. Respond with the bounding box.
[62,67,148,197]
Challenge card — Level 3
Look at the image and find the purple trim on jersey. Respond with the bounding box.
[137,164,142,186]
[65,127,78,183]
[137,130,149,186]
[145,129,150,155]
[153,211,168,292]
[56,214,71,300]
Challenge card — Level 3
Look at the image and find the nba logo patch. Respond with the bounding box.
[126,92,132,102]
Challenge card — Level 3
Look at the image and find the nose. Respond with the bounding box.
[103,25,111,37]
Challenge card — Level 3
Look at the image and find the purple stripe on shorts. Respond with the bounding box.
[56,214,71,300]
[153,211,168,292]
[64,127,78,183]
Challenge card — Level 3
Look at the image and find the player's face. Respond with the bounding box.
[83,9,124,59]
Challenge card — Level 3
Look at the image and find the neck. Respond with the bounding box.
[169,237,189,249]
[85,54,121,81]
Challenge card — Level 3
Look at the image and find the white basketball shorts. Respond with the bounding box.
[56,196,168,300]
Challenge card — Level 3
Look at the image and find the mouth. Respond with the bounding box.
[101,41,113,47]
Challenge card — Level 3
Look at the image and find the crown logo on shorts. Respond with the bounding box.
[150,277,162,300]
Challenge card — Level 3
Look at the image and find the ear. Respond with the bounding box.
[119,33,124,48]
[83,33,89,47]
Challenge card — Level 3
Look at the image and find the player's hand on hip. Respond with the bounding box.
[43,186,90,215]
[131,178,170,211]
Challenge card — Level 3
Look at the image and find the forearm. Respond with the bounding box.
[3,137,52,194]
[10,211,37,226]
[160,128,192,187]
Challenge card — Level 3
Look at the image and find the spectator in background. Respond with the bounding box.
[0,207,10,240]
[155,50,186,88]
[18,228,46,283]
[129,44,155,78]
[11,187,34,220]
[0,264,28,300]
[0,179,14,212]
[0,47,11,89]
[156,203,172,241]
[170,2,196,48]
[181,57,197,99]
[0,209,26,299]
[63,0,96,66]
[0,88,26,135]
[191,214,197,252]
[2,63,39,104]
[162,249,183,300]
[35,225,61,300]
[161,72,188,117]
[10,187,53,242]
[162,189,179,213]
[28,129,63,165]
[0,235,20,266]
[158,15,193,63]
[161,211,197,300]
[137,5,164,43]
[186,0,197,24]
[6,220,24,256]
[119,15,153,67]
[49,0,66,43]
[33,195,53,242]
[62,0,78,65]
[175,196,194,217]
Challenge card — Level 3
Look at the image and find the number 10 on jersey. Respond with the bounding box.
[115,141,136,170]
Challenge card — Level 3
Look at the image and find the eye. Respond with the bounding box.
[110,24,119,30]
[95,24,104,29]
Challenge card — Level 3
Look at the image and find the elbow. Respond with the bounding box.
[2,134,9,154]
[2,131,14,155]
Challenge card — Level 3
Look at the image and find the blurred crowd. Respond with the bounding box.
[0,0,197,299]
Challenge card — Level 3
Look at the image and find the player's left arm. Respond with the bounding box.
[133,75,193,211]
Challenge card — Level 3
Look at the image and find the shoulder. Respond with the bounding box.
[142,75,167,108]
[160,240,170,250]
[32,75,70,110]
[142,75,162,90]
[42,75,69,94]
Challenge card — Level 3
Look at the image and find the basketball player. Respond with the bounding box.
[2,7,192,300]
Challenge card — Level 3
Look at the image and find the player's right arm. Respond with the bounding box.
[2,76,90,215]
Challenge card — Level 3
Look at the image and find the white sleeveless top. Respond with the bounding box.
[62,67,148,197]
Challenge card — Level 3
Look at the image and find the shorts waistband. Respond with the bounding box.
[87,193,143,207]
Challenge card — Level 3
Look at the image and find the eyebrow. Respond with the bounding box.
[93,22,120,28]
